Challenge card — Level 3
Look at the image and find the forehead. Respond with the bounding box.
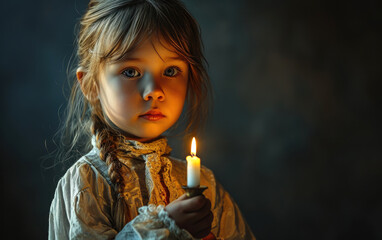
[113,35,185,64]
[101,36,188,75]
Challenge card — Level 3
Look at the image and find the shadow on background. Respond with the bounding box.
[0,0,381,239]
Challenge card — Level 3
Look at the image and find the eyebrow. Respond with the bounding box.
[118,56,187,63]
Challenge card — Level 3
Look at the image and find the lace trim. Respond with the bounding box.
[113,137,182,206]
[132,204,194,240]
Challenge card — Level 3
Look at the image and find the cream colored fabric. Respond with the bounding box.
[49,137,255,240]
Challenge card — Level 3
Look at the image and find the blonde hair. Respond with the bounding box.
[55,0,212,221]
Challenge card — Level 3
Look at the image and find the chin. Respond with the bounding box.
[135,128,166,140]
[138,122,173,138]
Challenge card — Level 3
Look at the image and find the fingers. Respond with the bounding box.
[181,195,209,213]
[183,197,211,224]
[187,211,214,238]
[166,194,213,238]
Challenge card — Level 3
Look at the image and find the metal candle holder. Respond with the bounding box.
[182,185,208,198]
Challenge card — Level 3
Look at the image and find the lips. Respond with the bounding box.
[139,109,165,121]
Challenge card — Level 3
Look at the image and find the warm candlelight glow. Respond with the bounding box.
[187,137,200,187]
[191,137,197,156]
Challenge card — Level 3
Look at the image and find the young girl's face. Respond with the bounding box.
[97,36,189,142]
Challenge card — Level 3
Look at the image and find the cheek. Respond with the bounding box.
[165,80,188,109]
[118,82,141,108]
[100,78,139,116]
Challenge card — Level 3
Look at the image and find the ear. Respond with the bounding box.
[76,67,99,102]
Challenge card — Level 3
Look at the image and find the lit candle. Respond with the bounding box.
[186,137,200,187]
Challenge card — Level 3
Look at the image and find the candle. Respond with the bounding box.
[186,137,200,187]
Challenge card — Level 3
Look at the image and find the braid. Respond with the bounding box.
[91,114,130,228]
[91,114,126,195]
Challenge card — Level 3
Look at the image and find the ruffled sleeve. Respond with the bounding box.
[117,205,193,239]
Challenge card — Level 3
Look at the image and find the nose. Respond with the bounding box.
[140,71,165,102]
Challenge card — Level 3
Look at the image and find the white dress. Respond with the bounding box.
[49,137,255,239]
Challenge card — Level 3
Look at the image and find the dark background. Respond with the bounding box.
[1,0,381,239]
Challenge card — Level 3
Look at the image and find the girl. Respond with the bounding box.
[49,0,255,239]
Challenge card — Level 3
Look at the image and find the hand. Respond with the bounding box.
[165,194,213,238]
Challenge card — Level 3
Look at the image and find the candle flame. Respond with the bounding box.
[191,137,197,156]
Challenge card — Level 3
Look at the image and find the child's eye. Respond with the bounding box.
[122,68,141,78]
[164,66,182,77]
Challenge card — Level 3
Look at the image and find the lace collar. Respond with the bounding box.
[91,134,182,223]
[91,135,172,162]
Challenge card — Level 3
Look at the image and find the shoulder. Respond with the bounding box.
[52,149,113,204]
[49,150,117,236]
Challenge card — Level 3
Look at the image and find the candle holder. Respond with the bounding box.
[182,185,208,198]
